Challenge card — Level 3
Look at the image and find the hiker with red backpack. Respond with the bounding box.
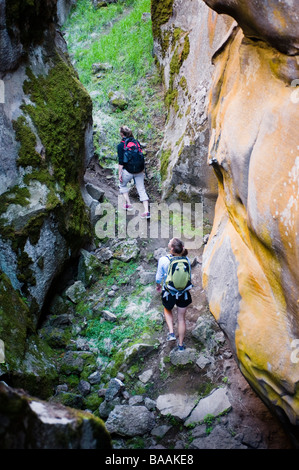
[156,238,193,351]
[118,125,150,219]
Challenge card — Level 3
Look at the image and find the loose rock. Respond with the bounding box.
[184,387,232,427]
[105,405,155,436]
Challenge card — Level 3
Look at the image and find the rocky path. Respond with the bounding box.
[79,160,293,449]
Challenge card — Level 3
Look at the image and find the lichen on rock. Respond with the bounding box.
[202,0,299,437]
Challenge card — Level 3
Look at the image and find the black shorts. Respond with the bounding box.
[161,290,192,310]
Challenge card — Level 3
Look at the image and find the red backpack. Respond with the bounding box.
[123,138,145,174]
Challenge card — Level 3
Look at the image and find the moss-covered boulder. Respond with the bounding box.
[0,381,112,449]
[0,0,93,401]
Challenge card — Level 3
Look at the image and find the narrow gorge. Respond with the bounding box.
[0,0,298,451]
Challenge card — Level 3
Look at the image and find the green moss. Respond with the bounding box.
[185,104,191,116]
[160,148,172,181]
[22,57,92,189]
[165,88,179,112]
[21,53,92,248]
[83,392,103,412]
[0,186,30,217]
[181,35,190,63]
[0,273,33,373]
[151,0,174,41]
[161,31,171,58]
[165,33,190,113]
[12,117,41,168]
[16,251,36,290]
[179,75,188,93]
[175,134,184,148]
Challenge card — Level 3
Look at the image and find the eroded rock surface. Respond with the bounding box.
[0,0,93,388]
[151,0,234,220]
[202,0,299,439]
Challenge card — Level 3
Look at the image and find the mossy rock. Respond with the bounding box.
[0,381,112,449]
[22,51,92,250]
[151,0,174,41]
[0,273,33,374]
[84,392,104,412]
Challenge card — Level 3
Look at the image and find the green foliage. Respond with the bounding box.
[21,53,92,247]
[12,116,41,168]
[64,0,165,162]
[151,0,174,41]
[0,186,30,217]
[160,148,171,181]
[66,0,153,91]
[23,57,92,188]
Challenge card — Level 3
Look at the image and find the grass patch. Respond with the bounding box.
[64,0,166,163]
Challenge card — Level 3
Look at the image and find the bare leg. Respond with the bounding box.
[123,193,131,205]
[143,200,149,213]
[177,307,187,346]
[164,307,174,334]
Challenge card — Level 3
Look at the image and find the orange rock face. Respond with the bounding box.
[202,0,299,430]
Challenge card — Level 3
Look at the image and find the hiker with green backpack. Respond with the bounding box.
[156,238,193,351]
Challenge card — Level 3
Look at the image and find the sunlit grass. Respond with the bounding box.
[64,0,165,157]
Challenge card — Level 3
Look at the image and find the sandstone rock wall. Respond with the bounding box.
[151,0,233,220]
[201,0,299,439]
[0,0,93,389]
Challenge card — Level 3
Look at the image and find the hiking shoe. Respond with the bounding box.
[177,343,186,351]
[166,332,176,342]
[140,212,150,219]
[123,203,133,211]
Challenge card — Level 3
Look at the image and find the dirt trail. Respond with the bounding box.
[84,158,293,449]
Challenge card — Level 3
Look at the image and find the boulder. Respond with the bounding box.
[105,405,155,436]
[169,347,198,366]
[156,393,198,420]
[0,381,111,449]
[91,63,113,74]
[85,182,105,201]
[189,425,246,450]
[123,342,157,366]
[65,281,86,304]
[184,388,232,426]
[138,369,153,384]
[108,91,128,111]
[102,310,117,322]
[110,238,140,262]
[0,0,93,390]
[78,380,91,397]
[105,378,125,402]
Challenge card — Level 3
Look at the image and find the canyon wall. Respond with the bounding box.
[200,0,299,439]
[0,0,93,391]
[153,0,299,441]
[151,0,234,220]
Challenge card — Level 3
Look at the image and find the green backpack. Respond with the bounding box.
[165,255,192,298]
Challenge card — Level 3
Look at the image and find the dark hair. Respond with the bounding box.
[170,238,188,257]
[120,125,134,139]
